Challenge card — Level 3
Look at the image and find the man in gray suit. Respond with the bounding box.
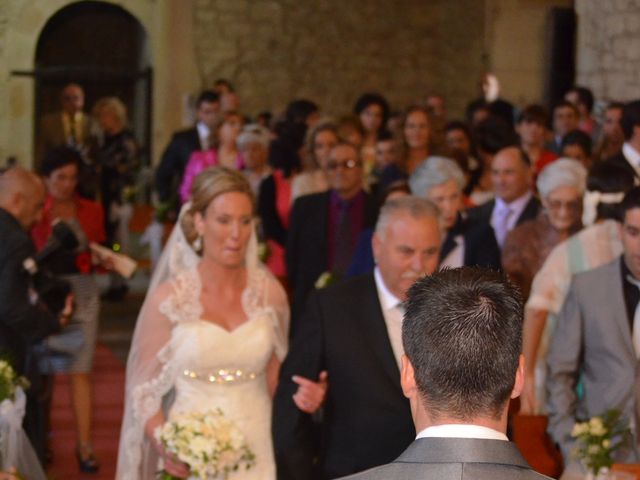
[547,186,640,465]
[341,267,550,479]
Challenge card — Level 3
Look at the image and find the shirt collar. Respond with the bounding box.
[623,142,640,166]
[374,266,403,311]
[495,190,532,216]
[416,424,508,441]
[196,122,210,142]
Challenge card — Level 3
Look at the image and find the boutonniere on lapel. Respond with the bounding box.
[315,271,336,289]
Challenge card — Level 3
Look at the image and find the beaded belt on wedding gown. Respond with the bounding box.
[182,368,260,384]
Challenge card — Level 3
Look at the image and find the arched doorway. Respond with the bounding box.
[32,1,152,167]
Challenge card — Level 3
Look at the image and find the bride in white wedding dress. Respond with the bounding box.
[117,167,323,479]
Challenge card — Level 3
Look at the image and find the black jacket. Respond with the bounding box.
[285,190,378,331]
[155,127,202,202]
[0,209,59,375]
[273,274,415,480]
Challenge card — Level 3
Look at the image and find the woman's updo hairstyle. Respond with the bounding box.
[181,166,255,248]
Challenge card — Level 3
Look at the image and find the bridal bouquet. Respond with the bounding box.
[571,409,631,477]
[155,409,255,480]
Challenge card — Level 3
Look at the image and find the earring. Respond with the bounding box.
[193,235,203,251]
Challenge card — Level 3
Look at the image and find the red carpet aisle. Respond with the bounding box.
[47,343,124,480]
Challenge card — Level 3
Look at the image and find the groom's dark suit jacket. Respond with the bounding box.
[338,437,552,479]
[273,273,414,480]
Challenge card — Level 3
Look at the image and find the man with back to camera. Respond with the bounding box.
[341,267,551,479]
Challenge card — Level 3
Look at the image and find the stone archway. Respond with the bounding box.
[2,1,214,170]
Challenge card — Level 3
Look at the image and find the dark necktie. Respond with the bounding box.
[332,200,353,276]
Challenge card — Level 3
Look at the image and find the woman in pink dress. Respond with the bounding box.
[179,111,245,203]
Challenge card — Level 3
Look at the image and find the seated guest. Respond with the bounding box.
[237,124,271,196]
[467,145,540,249]
[258,121,307,280]
[467,116,516,206]
[399,105,433,175]
[290,120,338,202]
[444,120,480,183]
[286,141,378,329]
[594,101,624,161]
[520,161,634,415]
[353,93,390,174]
[516,105,558,176]
[547,101,580,154]
[560,129,593,168]
[371,130,406,194]
[565,85,598,137]
[502,159,586,300]
[179,110,245,203]
[547,187,640,468]
[409,156,501,269]
[608,99,640,184]
[341,268,550,480]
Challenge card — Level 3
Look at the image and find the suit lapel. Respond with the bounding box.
[516,197,540,226]
[357,275,402,390]
[605,260,636,359]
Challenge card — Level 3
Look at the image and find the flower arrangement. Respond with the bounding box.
[155,409,255,480]
[571,409,631,476]
[0,360,29,403]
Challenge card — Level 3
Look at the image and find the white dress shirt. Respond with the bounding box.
[416,424,508,441]
[196,121,211,150]
[373,267,404,369]
[440,235,465,268]
[490,191,533,247]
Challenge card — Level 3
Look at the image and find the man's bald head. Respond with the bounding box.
[0,167,45,230]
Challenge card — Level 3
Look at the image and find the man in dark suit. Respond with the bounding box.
[608,99,640,184]
[0,168,70,462]
[467,145,540,250]
[155,90,220,205]
[274,196,442,479]
[286,141,378,327]
[342,268,550,479]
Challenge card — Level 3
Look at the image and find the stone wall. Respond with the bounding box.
[192,0,487,118]
[576,0,640,102]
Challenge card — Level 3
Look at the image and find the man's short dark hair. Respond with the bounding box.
[553,100,579,116]
[353,93,390,127]
[40,146,82,177]
[195,90,220,109]
[567,86,595,113]
[620,186,640,220]
[562,129,592,157]
[586,161,635,221]
[621,100,640,141]
[517,104,549,127]
[402,267,523,422]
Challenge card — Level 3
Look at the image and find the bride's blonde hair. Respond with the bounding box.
[181,166,255,247]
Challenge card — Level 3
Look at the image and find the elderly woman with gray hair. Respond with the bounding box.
[502,158,587,300]
[409,156,501,269]
[237,124,272,195]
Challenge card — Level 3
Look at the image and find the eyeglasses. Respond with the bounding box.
[326,159,361,171]
[547,199,581,212]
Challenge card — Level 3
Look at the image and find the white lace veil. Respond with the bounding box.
[116,202,289,479]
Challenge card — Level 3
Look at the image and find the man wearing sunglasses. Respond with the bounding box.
[286,140,378,333]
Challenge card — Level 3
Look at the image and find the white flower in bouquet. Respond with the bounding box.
[155,409,255,479]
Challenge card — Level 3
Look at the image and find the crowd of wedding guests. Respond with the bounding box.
[2,72,640,479]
